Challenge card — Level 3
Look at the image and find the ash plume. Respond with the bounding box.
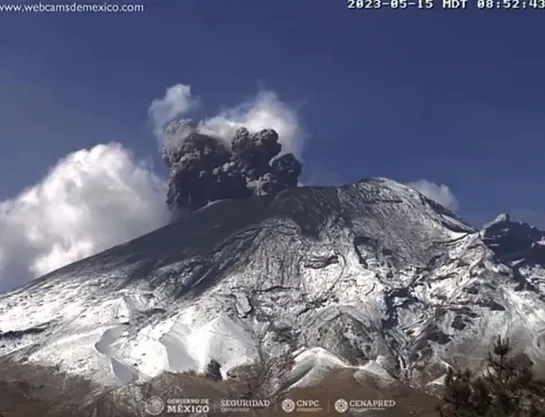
[162,119,302,212]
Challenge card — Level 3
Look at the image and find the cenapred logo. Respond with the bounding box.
[334,398,396,413]
[334,398,349,413]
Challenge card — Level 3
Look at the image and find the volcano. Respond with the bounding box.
[1,178,544,415]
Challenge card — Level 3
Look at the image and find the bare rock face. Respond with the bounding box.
[0,178,544,412]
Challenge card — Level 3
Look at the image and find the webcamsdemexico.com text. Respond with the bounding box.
[0,2,145,13]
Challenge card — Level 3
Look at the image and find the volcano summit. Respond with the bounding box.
[0,177,544,414]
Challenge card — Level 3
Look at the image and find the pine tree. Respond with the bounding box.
[437,336,545,417]
[204,359,223,382]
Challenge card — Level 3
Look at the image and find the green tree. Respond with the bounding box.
[204,359,223,382]
[437,336,545,417]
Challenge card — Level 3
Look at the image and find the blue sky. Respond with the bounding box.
[1,1,544,221]
[0,1,544,290]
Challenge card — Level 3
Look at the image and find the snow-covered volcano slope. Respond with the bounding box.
[1,178,544,388]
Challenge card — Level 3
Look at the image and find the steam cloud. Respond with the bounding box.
[0,144,168,293]
[149,85,305,213]
[407,179,459,212]
[0,84,305,292]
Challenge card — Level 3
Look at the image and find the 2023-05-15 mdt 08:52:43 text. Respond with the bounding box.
[347,0,545,8]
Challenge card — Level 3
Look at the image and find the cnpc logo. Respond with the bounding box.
[281,398,322,413]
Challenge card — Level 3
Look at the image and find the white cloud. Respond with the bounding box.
[149,85,306,159]
[0,143,169,293]
[0,83,303,294]
[148,84,200,138]
[198,91,305,158]
[407,179,459,212]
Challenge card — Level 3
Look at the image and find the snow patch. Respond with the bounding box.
[359,357,395,382]
[286,347,352,388]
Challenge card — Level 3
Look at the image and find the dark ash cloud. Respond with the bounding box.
[162,120,302,212]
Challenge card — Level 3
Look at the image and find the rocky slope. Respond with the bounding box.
[0,177,544,397]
